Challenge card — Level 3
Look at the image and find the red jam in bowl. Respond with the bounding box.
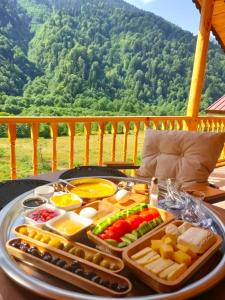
[27,207,60,223]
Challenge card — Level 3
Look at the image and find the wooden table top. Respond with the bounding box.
[1,195,225,300]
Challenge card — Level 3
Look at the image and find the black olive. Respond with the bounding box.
[102,280,110,288]
[91,275,101,284]
[71,260,80,269]
[51,257,60,265]
[11,240,21,249]
[27,246,38,253]
[42,252,52,262]
[56,259,66,268]
[30,248,41,258]
[82,271,96,280]
[74,268,83,276]
[115,284,128,292]
[19,242,30,252]
[110,282,119,290]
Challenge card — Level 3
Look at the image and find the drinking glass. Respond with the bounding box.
[158,178,185,211]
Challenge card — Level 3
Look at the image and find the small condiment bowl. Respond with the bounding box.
[50,192,83,211]
[22,196,47,210]
[46,211,93,240]
[24,204,65,228]
[34,185,55,199]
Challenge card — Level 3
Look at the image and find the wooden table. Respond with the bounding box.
[1,179,225,300]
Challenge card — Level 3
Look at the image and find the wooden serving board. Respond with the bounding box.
[123,220,223,293]
[6,237,132,297]
[87,207,175,257]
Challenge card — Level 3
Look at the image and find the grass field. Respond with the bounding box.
[0,132,145,180]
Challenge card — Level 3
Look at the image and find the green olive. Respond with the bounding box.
[63,242,73,252]
[74,248,85,258]
[40,235,50,243]
[100,259,110,268]
[109,262,118,270]
[85,253,94,262]
[28,230,36,238]
[18,227,28,235]
[69,247,76,254]
[92,253,104,265]
[34,233,43,241]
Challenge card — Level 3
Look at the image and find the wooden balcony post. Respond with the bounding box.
[84,123,91,165]
[98,122,105,165]
[111,122,117,162]
[50,123,58,172]
[31,123,39,176]
[187,0,215,123]
[8,124,17,179]
[133,121,140,164]
[68,123,75,169]
[123,122,129,161]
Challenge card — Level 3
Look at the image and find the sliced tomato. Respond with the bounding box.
[148,207,160,218]
[139,208,160,221]
[126,215,145,230]
[99,233,109,240]
[103,230,121,242]
[110,219,132,237]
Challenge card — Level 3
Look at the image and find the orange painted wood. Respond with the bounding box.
[133,121,140,164]
[111,122,117,162]
[68,123,75,169]
[7,124,17,179]
[31,123,39,176]
[84,123,91,166]
[123,122,129,161]
[50,123,58,172]
[98,122,105,165]
[187,0,215,118]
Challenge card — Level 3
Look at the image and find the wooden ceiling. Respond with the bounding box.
[193,0,225,51]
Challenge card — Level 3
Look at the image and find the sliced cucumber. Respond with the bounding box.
[124,233,137,242]
[117,241,128,248]
[105,239,118,247]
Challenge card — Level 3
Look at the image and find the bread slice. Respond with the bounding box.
[177,227,216,254]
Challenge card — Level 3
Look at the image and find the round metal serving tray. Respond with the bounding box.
[1,176,225,300]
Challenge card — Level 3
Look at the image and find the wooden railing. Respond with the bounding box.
[0,115,225,180]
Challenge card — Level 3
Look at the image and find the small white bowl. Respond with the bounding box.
[46,212,93,240]
[34,185,55,199]
[50,192,83,211]
[24,204,65,228]
[22,196,47,210]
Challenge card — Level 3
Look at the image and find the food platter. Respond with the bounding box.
[1,176,225,300]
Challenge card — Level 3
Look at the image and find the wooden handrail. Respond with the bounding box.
[1,115,225,179]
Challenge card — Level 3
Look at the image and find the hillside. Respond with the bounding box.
[0,0,225,116]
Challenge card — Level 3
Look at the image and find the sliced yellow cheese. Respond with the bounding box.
[131,247,152,260]
[135,250,158,265]
[158,263,179,279]
[164,236,176,248]
[151,239,163,252]
[177,243,197,259]
[159,243,174,259]
[173,250,191,266]
[145,257,174,274]
[167,263,187,281]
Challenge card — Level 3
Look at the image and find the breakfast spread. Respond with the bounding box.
[4,178,223,296]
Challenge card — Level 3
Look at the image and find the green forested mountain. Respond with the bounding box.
[0,0,225,116]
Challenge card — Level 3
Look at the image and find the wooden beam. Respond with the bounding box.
[187,0,215,120]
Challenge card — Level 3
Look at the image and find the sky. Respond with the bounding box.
[124,0,200,35]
